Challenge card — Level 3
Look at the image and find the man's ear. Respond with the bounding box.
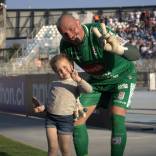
[76,19,81,27]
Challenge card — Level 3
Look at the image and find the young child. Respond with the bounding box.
[33,53,92,156]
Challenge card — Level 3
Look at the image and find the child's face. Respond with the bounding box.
[55,58,73,79]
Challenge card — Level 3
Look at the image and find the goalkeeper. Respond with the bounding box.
[57,14,140,156]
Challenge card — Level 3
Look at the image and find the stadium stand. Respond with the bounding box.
[0,6,155,83]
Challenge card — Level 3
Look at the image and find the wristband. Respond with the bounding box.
[103,32,111,39]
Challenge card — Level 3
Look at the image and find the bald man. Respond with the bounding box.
[57,14,139,156]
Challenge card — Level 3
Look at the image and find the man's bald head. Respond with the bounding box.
[57,14,84,45]
[57,14,77,30]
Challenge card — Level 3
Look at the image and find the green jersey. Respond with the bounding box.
[60,23,136,87]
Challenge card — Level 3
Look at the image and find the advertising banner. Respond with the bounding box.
[0,74,57,114]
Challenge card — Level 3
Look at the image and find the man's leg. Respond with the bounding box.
[111,106,127,156]
[110,81,136,156]
[73,105,96,156]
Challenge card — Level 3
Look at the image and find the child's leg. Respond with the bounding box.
[58,133,72,156]
[46,127,59,156]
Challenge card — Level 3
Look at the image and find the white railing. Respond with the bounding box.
[1,24,62,75]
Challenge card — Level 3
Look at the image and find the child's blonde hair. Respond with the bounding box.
[50,53,74,72]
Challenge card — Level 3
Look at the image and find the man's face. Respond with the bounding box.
[58,19,84,45]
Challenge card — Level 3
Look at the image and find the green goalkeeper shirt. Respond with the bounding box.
[60,23,136,88]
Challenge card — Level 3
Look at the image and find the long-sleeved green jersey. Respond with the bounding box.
[60,23,136,86]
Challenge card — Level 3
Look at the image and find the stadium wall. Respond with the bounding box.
[0,72,155,128]
[0,71,155,114]
[0,73,112,128]
[0,73,55,114]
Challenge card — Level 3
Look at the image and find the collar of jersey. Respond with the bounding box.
[81,24,89,44]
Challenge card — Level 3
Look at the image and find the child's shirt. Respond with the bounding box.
[47,78,92,115]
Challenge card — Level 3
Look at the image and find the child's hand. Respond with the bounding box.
[33,105,45,113]
[32,97,41,107]
[71,70,82,83]
[66,64,74,75]
[32,96,45,113]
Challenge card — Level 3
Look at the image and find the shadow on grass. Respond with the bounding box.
[0,152,11,156]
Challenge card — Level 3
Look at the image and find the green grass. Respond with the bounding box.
[0,135,47,156]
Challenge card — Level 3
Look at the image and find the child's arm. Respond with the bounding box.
[71,70,92,93]
[70,70,82,83]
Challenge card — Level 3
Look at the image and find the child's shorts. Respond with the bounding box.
[45,112,74,134]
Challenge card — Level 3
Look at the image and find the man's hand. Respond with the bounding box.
[73,99,88,121]
[92,23,127,55]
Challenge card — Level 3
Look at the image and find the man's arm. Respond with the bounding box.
[122,43,140,61]
[92,23,140,61]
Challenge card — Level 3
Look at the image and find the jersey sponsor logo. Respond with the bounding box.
[118,83,128,90]
[112,136,122,145]
[92,71,119,80]
[82,63,104,75]
[117,91,125,100]
[114,100,127,105]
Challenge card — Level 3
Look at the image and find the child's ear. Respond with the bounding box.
[70,64,74,72]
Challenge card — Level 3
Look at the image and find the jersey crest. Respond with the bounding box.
[82,63,104,75]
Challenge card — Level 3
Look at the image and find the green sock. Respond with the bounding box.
[73,124,88,156]
[111,114,127,156]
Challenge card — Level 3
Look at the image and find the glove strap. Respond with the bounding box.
[103,32,111,39]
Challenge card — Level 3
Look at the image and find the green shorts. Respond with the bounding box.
[79,74,136,109]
